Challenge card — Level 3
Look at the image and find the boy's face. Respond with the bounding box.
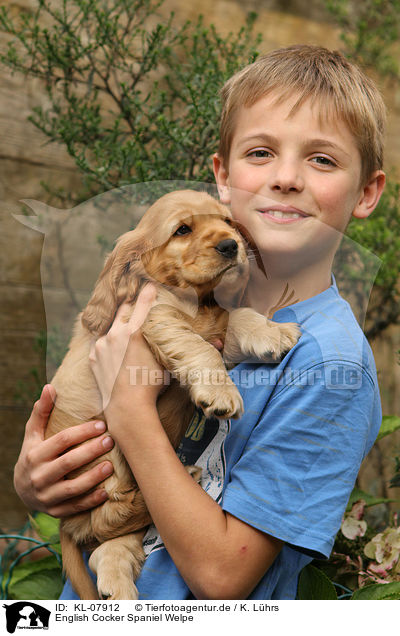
[213,92,385,269]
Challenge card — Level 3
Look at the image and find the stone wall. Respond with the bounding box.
[1,0,399,528]
[1,2,82,525]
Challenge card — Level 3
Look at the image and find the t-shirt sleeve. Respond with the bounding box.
[221,360,380,559]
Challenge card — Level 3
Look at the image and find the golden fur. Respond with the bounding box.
[45,189,300,599]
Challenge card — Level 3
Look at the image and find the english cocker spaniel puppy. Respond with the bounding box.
[45,189,300,600]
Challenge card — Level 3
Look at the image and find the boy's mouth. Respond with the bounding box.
[257,204,309,224]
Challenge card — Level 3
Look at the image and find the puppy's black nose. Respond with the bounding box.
[215,239,238,259]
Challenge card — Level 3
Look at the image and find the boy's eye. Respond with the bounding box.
[174,224,192,236]
[311,155,336,167]
[247,149,272,159]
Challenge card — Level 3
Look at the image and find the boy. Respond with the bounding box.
[14,45,386,599]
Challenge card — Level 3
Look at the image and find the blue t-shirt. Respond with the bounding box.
[61,278,381,600]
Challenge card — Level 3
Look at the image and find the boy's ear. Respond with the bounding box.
[213,153,231,204]
[352,170,386,219]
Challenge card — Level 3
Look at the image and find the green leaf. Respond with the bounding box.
[346,488,396,510]
[352,581,400,600]
[30,512,60,539]
[8,555,60,585]
[29,513,62,554]
[297,564,338,600]
[9,568,63,600]
[377,415,400,441]
[7,555,63,600]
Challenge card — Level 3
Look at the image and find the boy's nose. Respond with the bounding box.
[269,159,304,193]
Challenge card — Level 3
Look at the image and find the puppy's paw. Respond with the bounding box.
[96,572,139,601]
[244,319,301,361]
[191,382,243,419]
[89,538,144,601]
[276,322,301,354]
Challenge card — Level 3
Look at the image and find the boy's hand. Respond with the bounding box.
[14,384,114,518]
[89,284,166,425]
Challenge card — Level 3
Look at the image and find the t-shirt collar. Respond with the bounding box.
[271,274,339,322]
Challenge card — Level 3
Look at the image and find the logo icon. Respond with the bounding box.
[3,602,50,633]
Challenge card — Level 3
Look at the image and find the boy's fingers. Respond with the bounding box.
[105,285,157,342]
[127,284,157,333]
[42,434,114,485]
[32,420,109,463]
[46,460,113,506]
[26,385,56,439]
[47,484,111,518]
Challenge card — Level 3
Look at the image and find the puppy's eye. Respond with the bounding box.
[224,218,233,226]
[174,224,192,236]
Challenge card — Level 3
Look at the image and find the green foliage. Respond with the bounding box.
[297,564,338,600]
[0,0,260,203]
[390,456,400,489]
[347,487,396,509]
[345,181,400,339]
[29,513,62,555]
[0,514,63,600]
[352,581,400,600]
[325,0,400,79]
[7,555,63,601]
[377,415,400,441]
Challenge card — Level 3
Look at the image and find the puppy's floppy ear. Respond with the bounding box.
[81,229,150,336]
[233,220,268,279]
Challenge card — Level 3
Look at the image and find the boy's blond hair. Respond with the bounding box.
[218,45,386,185]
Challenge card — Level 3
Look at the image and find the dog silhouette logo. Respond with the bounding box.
[3,602,50,633]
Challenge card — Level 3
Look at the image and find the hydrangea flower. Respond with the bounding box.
[341,500,367,540]
[364,526,400,580]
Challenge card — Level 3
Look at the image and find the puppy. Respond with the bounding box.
[46,189,300,599]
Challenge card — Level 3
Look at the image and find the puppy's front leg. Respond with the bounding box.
[223,308,301,364]
[89,531,146,600]
[142,304,243,419]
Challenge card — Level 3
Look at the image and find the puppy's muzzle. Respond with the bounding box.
[215,239,238,259]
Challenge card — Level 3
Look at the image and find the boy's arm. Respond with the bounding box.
[90,289,283,599]
[109,399,282,599]
[107,401,282,599]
